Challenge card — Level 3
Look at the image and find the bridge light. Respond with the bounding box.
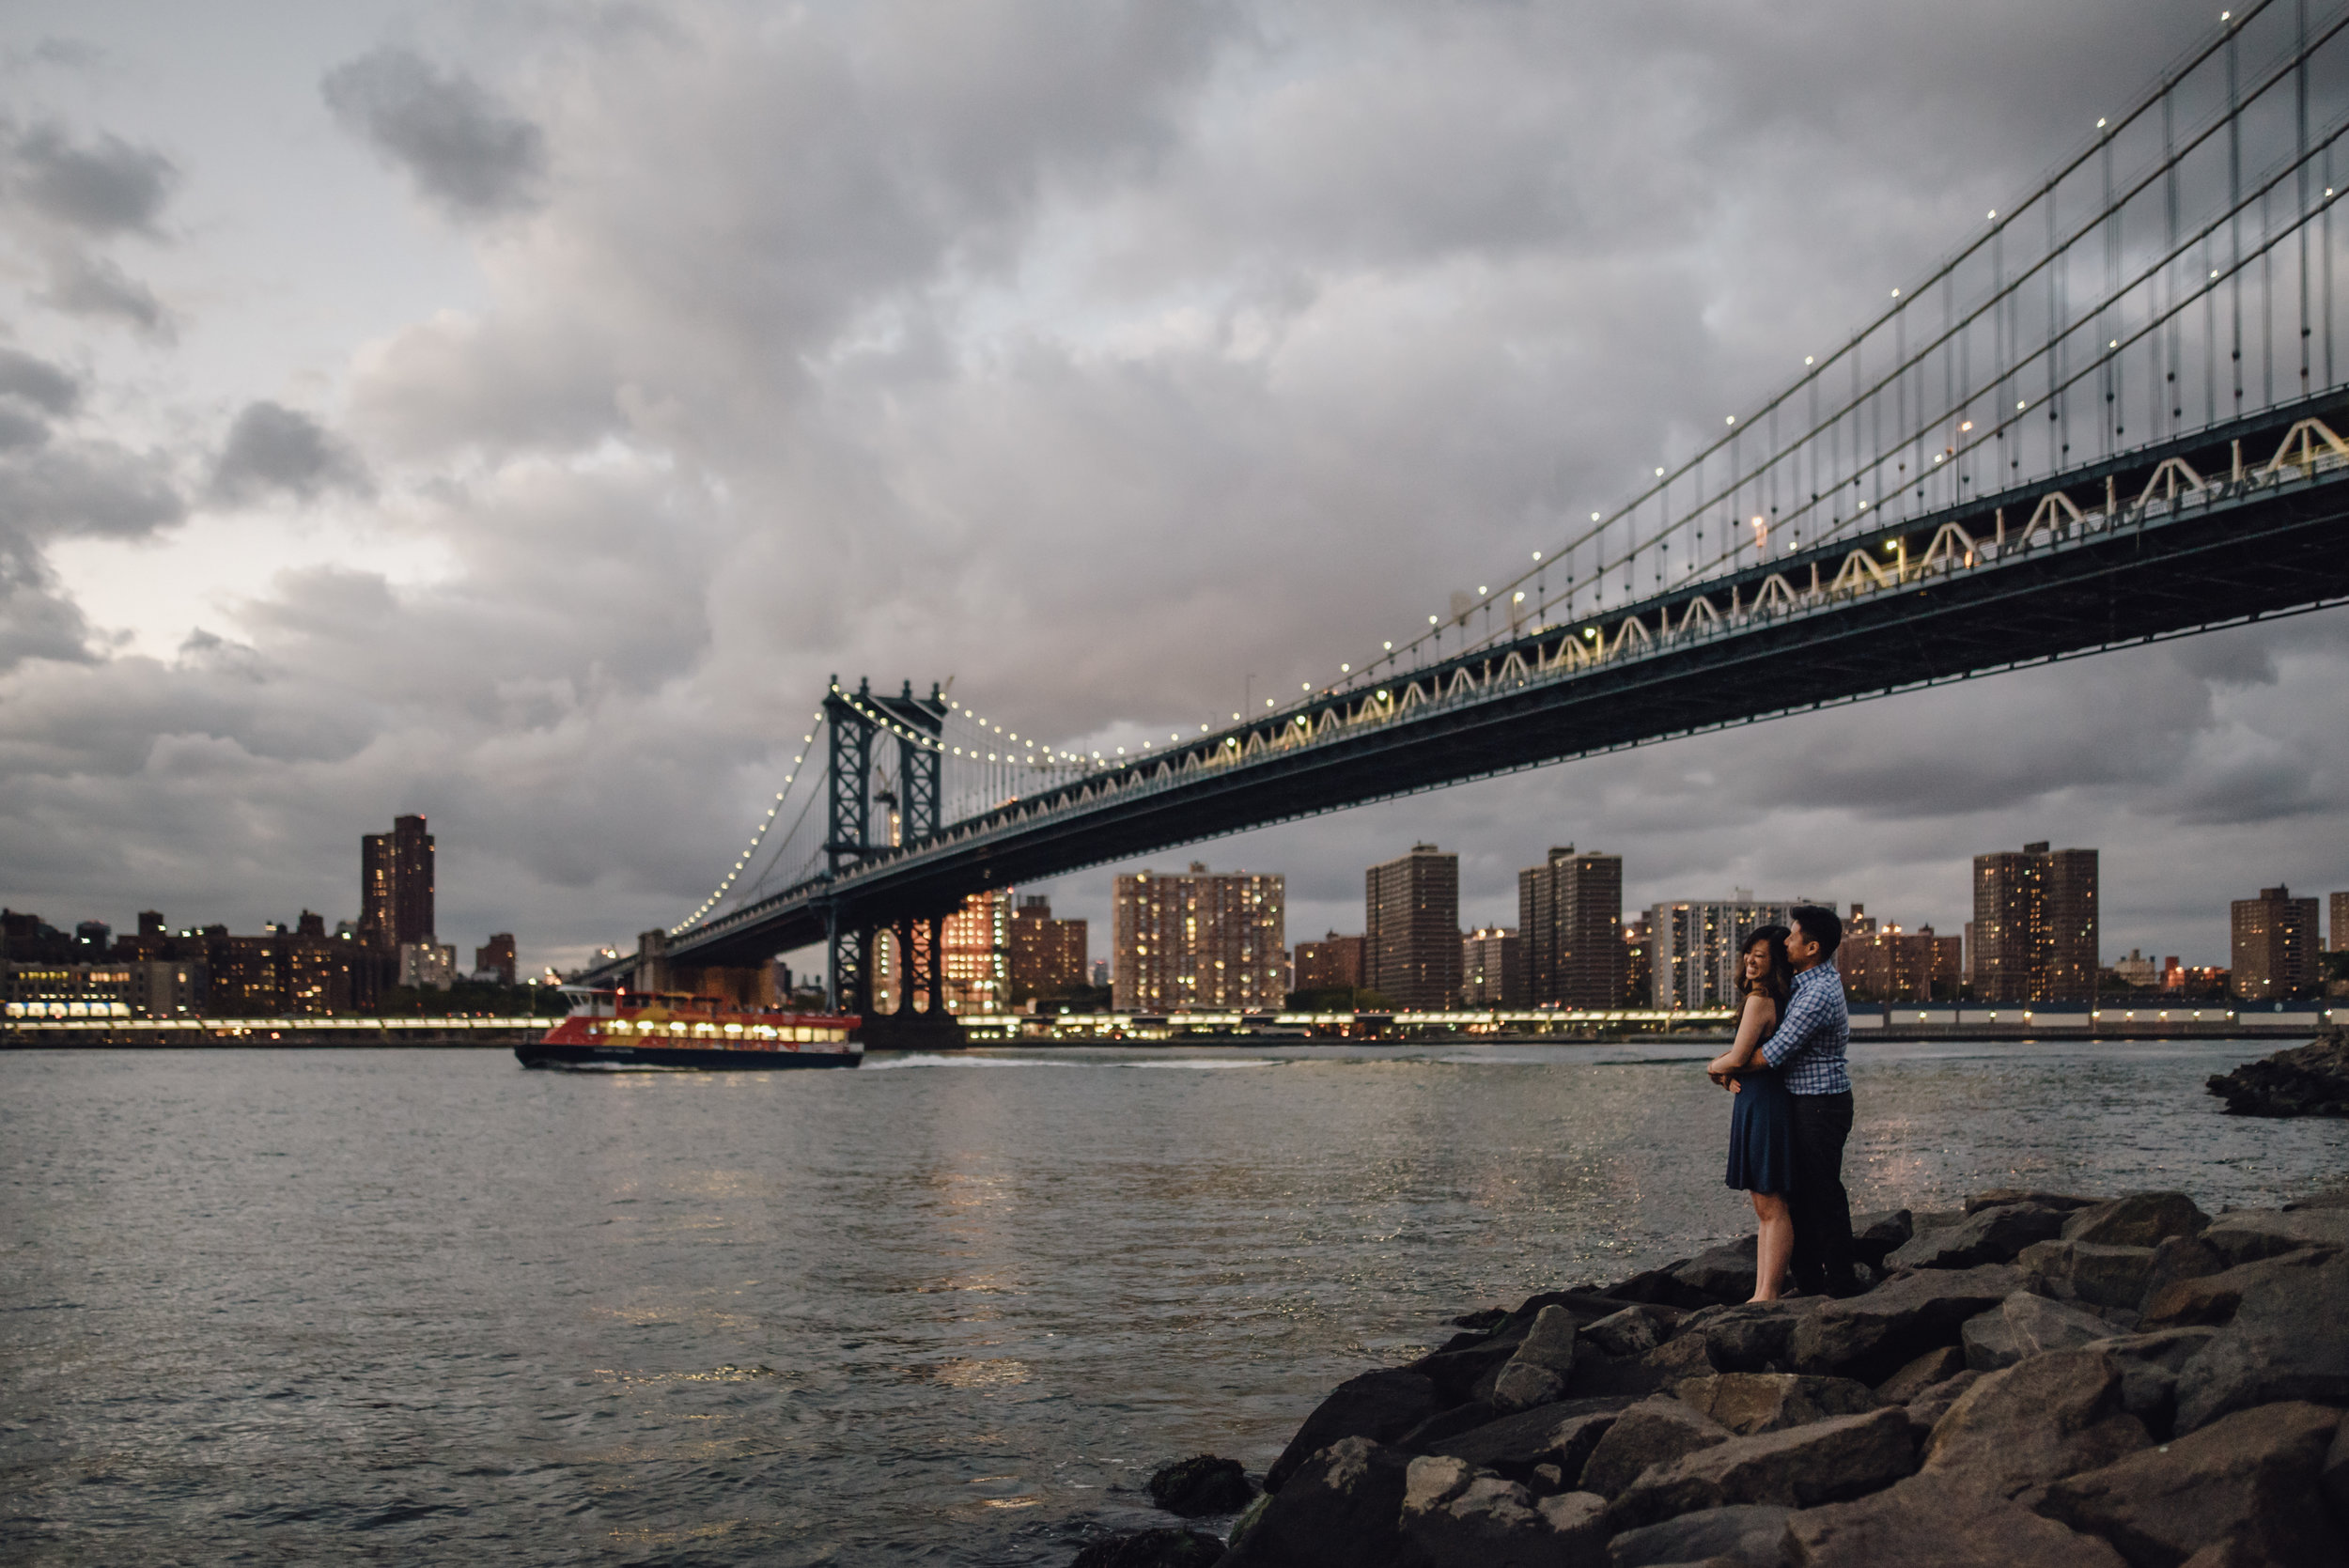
[1478,585,1487,595]
[1341,662,1351,672]
[1591,511,1601,521]
[1890,288,1900,297]
[2108,340,2118,349]
[1383,642,1392,650]
[1429,614,1439,624]
[1655,467,1665,476]
[1725,415,1735,426]
[2095,118,2107,129]
[2017,400,2028,411]
[1513,591,1525,601]
[1532,551,1542,561]
[1987,210,1997,221]
[1961,420,1973,431]
[1804,356,1814,365]
[1584,627,1598,639]
[1266,698,1275,708]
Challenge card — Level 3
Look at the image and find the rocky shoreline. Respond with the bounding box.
[2207,1028,2349,1118]
[1081,1186,2349,1566]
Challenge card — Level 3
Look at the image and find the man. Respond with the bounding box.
[1760,905,1858,1296]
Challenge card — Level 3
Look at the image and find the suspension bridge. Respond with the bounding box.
[588,3,2349,1036]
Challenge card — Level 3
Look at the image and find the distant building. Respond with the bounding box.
[1009,896,1088,998]
[2110,949,2160,988]
[1623,913,1652,1006]
[474,933,518,986]
[1366,844,1460,1010]
[1973,842,2099,1002]
[362,815,436,952]
[398,941,458,992]
[1090,958,1110,989]
[2232,885,2320,1001]
[1292,932,1365,994]
[3,963,134,1019]
[1461,927,1526,1007]
[1112,863,1285,1012]
[942,890,1013,1014]
[1840,905,1965,1001]
[1518,846,1625,1007]
[2333,891,2348,952]
[1650,896,1797,1010]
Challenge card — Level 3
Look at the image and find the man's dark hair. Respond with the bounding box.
[1790,904,1843,960]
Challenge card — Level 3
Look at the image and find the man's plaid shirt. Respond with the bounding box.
[1760,960,1852,1094]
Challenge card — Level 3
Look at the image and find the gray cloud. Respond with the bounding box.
[35,248,168,334]
[210,401,368,505]
[321,46,547,220]
[0,347,79,416]
[4,117,175,235]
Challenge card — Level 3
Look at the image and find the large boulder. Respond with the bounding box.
[1962,1291,2116,1372]
[2034,1400,2345,1567]
[1674,1373,1877,1436]
[2080,1328,2221,1441]
[1887,1203,2070,1270]
[1670,1300,1818,1374]
[2203,1029,2349,1117]
[1788,1264,2025,1383]
[1577,1396,1734,1498]
[1069,1529,1225,1568]
[2170,1248,2349,1432]
[1489,1305,1581,1412]
[1264,1370,1441,1492]
[2061,1192,2210,1250]
[1606,1406,1915,1529]
[1426,1398,1630,1484]
[1398,1456,1609,1568]
[1784,1473,2128,1568]
[1148,1454,1253,1517]
[1580,1305,1682,1359]
[1874,1344,1967,1405]
[1920,1347,2150,1500]
[2195,1206,2349,1268]
[1850,1208,1915,1273]
[1671,1237,1762,1303]
[2020,1239,2162,1310]
[1900,1369,1980,1443]
[1606,1503,1792,1567]
[2138,1234,2228,1307]
[2138,1249,2333,1331]
[1602,1265,1727,1312]
[1219,1436,1419,1568]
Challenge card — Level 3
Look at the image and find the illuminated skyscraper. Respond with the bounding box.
[1365,844,1459,1009]
[1972,842,2098,1002]
[360,815,435,951]
[1518,846,1625,1007]
[1112,863,1285,1012]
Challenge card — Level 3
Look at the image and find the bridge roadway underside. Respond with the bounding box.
[665,406,2349,971]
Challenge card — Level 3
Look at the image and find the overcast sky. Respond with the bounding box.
[2,0,2344,975]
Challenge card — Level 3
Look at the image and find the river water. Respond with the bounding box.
[2,1039,2342,1565]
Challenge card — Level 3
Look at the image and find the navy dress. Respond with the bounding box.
[1724,1012,1797,1194]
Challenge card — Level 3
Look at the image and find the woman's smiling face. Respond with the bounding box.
[1743,942,1769,981]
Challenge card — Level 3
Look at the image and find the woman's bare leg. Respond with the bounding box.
[1750,1191,1794,1302]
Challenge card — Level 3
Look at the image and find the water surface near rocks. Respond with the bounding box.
[3,1039,2341,1566]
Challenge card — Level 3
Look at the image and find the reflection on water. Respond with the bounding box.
[2,1040,2341,1565]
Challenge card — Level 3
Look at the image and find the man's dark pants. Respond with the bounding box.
[1787,1090,1857,1295]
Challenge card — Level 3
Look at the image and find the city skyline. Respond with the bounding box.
[0,2,2345,979]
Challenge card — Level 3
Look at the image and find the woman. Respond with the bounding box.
[1708,926,1797,1302]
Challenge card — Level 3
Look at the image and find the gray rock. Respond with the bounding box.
[1396,1401,1507,1453]
[1671,1299,1817,1374]
[1788,1263,2025,1384]
[1583,1305,1676,1359]
[1901,1369,1980,1442]
[1427,1398,1630,1484]
[1220,1436,1419,1568]
[1399,1456,1611,1568]
[1637,1331,1720,1383]
[1606,1406,1916,1529]
[1887,1203,2069,1270]
[2139,1247,2333,1331]
[1921,1347,2150,1501]
[1264,1369,1441,1492]
[1069,1528,1225,1568]
[2035,1400,2346,1568]
[1147,1453,1252,1517]
[2081,1328,2220,1441]
[1607,1503,1793,1567]
[2139,1232,2228,1306]
[1672,1237,1762,1303]
[1491,1361,1567,1413]
[1962,1290,2113,1372]
[1675,1373,1878,1436]
[2060,1191,2210,1250]
[1964,1188,2104,1215]
[1784,1473,2128,1568]
[2019,1239,2162,1309]
[1515,1305,1580,1373]
[1874,1344,1968,1404]
[1578,1396,1734,1499]
[2170,1248,2349,1432]
[2196,1205,2349,1267]
[1850,1208,1914,1272]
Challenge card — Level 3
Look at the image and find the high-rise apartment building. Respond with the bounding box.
[1517,846,1626,1007]
[361,815,436,951]
[1623,913,1652,1006]
[1839,905,1966,1001]
[2333,890,2348,953]
[1112,863,1285,1012]
[1649,896,1797,1009]
[1461,927,1526,1007]
[1972,842,2099,1002]
[474,933,517,986]
[1009,895,1088,998]
[1292,932,1365,994]
[1365,844,1460,1010]
[2231,885,2320,1001]
[941,889,1012,1014]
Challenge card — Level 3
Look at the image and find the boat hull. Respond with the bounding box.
[517,1041,863,1071]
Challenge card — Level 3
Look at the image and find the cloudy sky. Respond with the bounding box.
[2,0,2344,975]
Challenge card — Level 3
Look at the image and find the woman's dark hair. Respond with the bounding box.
[1740,924,1794,1008]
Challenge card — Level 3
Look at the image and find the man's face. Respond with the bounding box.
[1786,920,1821,969]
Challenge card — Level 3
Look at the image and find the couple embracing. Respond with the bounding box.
[1705,906,1859,1304]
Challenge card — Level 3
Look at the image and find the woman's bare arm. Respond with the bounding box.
[1707,995,1778,1081]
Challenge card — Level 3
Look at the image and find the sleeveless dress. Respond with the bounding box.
[1724,1012,1796,1194]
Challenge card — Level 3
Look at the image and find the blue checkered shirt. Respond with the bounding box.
[1760,961,1852,1094]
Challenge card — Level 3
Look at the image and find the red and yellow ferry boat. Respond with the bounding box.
[517,987,863,1071]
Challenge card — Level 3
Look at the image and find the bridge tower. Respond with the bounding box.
[818,677,963,1048]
